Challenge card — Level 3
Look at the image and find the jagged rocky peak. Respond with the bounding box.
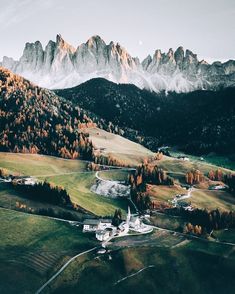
[199,59,208,65]
[1,35,235,92]
[141,54,152,70]
[185,49,198,64]
[1,56,17,69]
[86,35,106,48]
[167,48,174,58]
[174,46,184,64]
[55,34,75,52]
[22,40,43,57]
[56,33,63,44]
[18,40,44,70]
[154,49,162,60]
[164,48,175,64]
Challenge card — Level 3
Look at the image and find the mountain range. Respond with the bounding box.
[1,65,235,156]
[1,34,235,93]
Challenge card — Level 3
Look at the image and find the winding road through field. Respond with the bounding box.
[95,170,138,212]
[35,246,97,294]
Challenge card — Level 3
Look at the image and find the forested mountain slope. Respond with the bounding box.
[56,78,235,155]
[0,67,95,159]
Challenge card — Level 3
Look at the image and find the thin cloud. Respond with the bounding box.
[0,0,54,29]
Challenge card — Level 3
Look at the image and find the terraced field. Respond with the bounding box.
[19,251,61,275]
[0,208,97,294]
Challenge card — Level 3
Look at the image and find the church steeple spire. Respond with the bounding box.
[126,206,131,228]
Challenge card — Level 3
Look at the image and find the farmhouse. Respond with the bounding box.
[176,200,193,211]
[177,155,190,161]
[95,230,110,241]
[12,176,36,186]
[99,219,112,230]
[83,219,101,232]
[83,218,113,233]
[209,184,227,191]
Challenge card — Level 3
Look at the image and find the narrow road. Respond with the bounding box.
[114,265,155,285]
[35,246,97,294]
[149,224,235,247]
[95,169,135,183]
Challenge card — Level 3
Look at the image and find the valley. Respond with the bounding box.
[1,145,235,293]
[0,23,235,294]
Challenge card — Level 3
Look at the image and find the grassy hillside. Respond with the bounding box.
[0,152,87,176]
[86,127,154,166]
[156,156,234,176]
[40,172,129,217]
[51,235,235,294]
[1,152,235,215]
[0,153,129,216]
[0,208,96,294]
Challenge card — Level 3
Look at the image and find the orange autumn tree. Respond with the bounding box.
[185,169,204,185]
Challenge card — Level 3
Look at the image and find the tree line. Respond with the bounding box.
[166,207,235,231]
[185,169,204,185]
[13,181,72,206]
[128,164,174,211]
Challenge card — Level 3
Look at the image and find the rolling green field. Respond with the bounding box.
[0,184,85,220]
[0,153,129,216]
[98,169,130,182]
[170,150,235,171]
[51,236,235,294]
[0,152,87,176]
[213,229,235,243]
[157,156,234,176]
[39,172,129,217]
[190,189,235,211]
[0,208,97,294]
[87,127,154,166]
[149,185,186,203]
[150,184,235,211]
[150,213,185,231]
[1,152,235,216]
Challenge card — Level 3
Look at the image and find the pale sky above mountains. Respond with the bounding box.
[0,0,234,63]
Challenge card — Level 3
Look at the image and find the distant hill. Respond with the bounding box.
[57,78,158,132]
[56,78,235,155]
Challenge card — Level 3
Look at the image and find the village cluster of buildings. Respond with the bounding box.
[83,218,114,241]
[83,207,152,242]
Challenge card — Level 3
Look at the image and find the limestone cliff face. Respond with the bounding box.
[1,34,235,92]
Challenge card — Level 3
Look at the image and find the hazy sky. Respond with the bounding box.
[0,0,235,62]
